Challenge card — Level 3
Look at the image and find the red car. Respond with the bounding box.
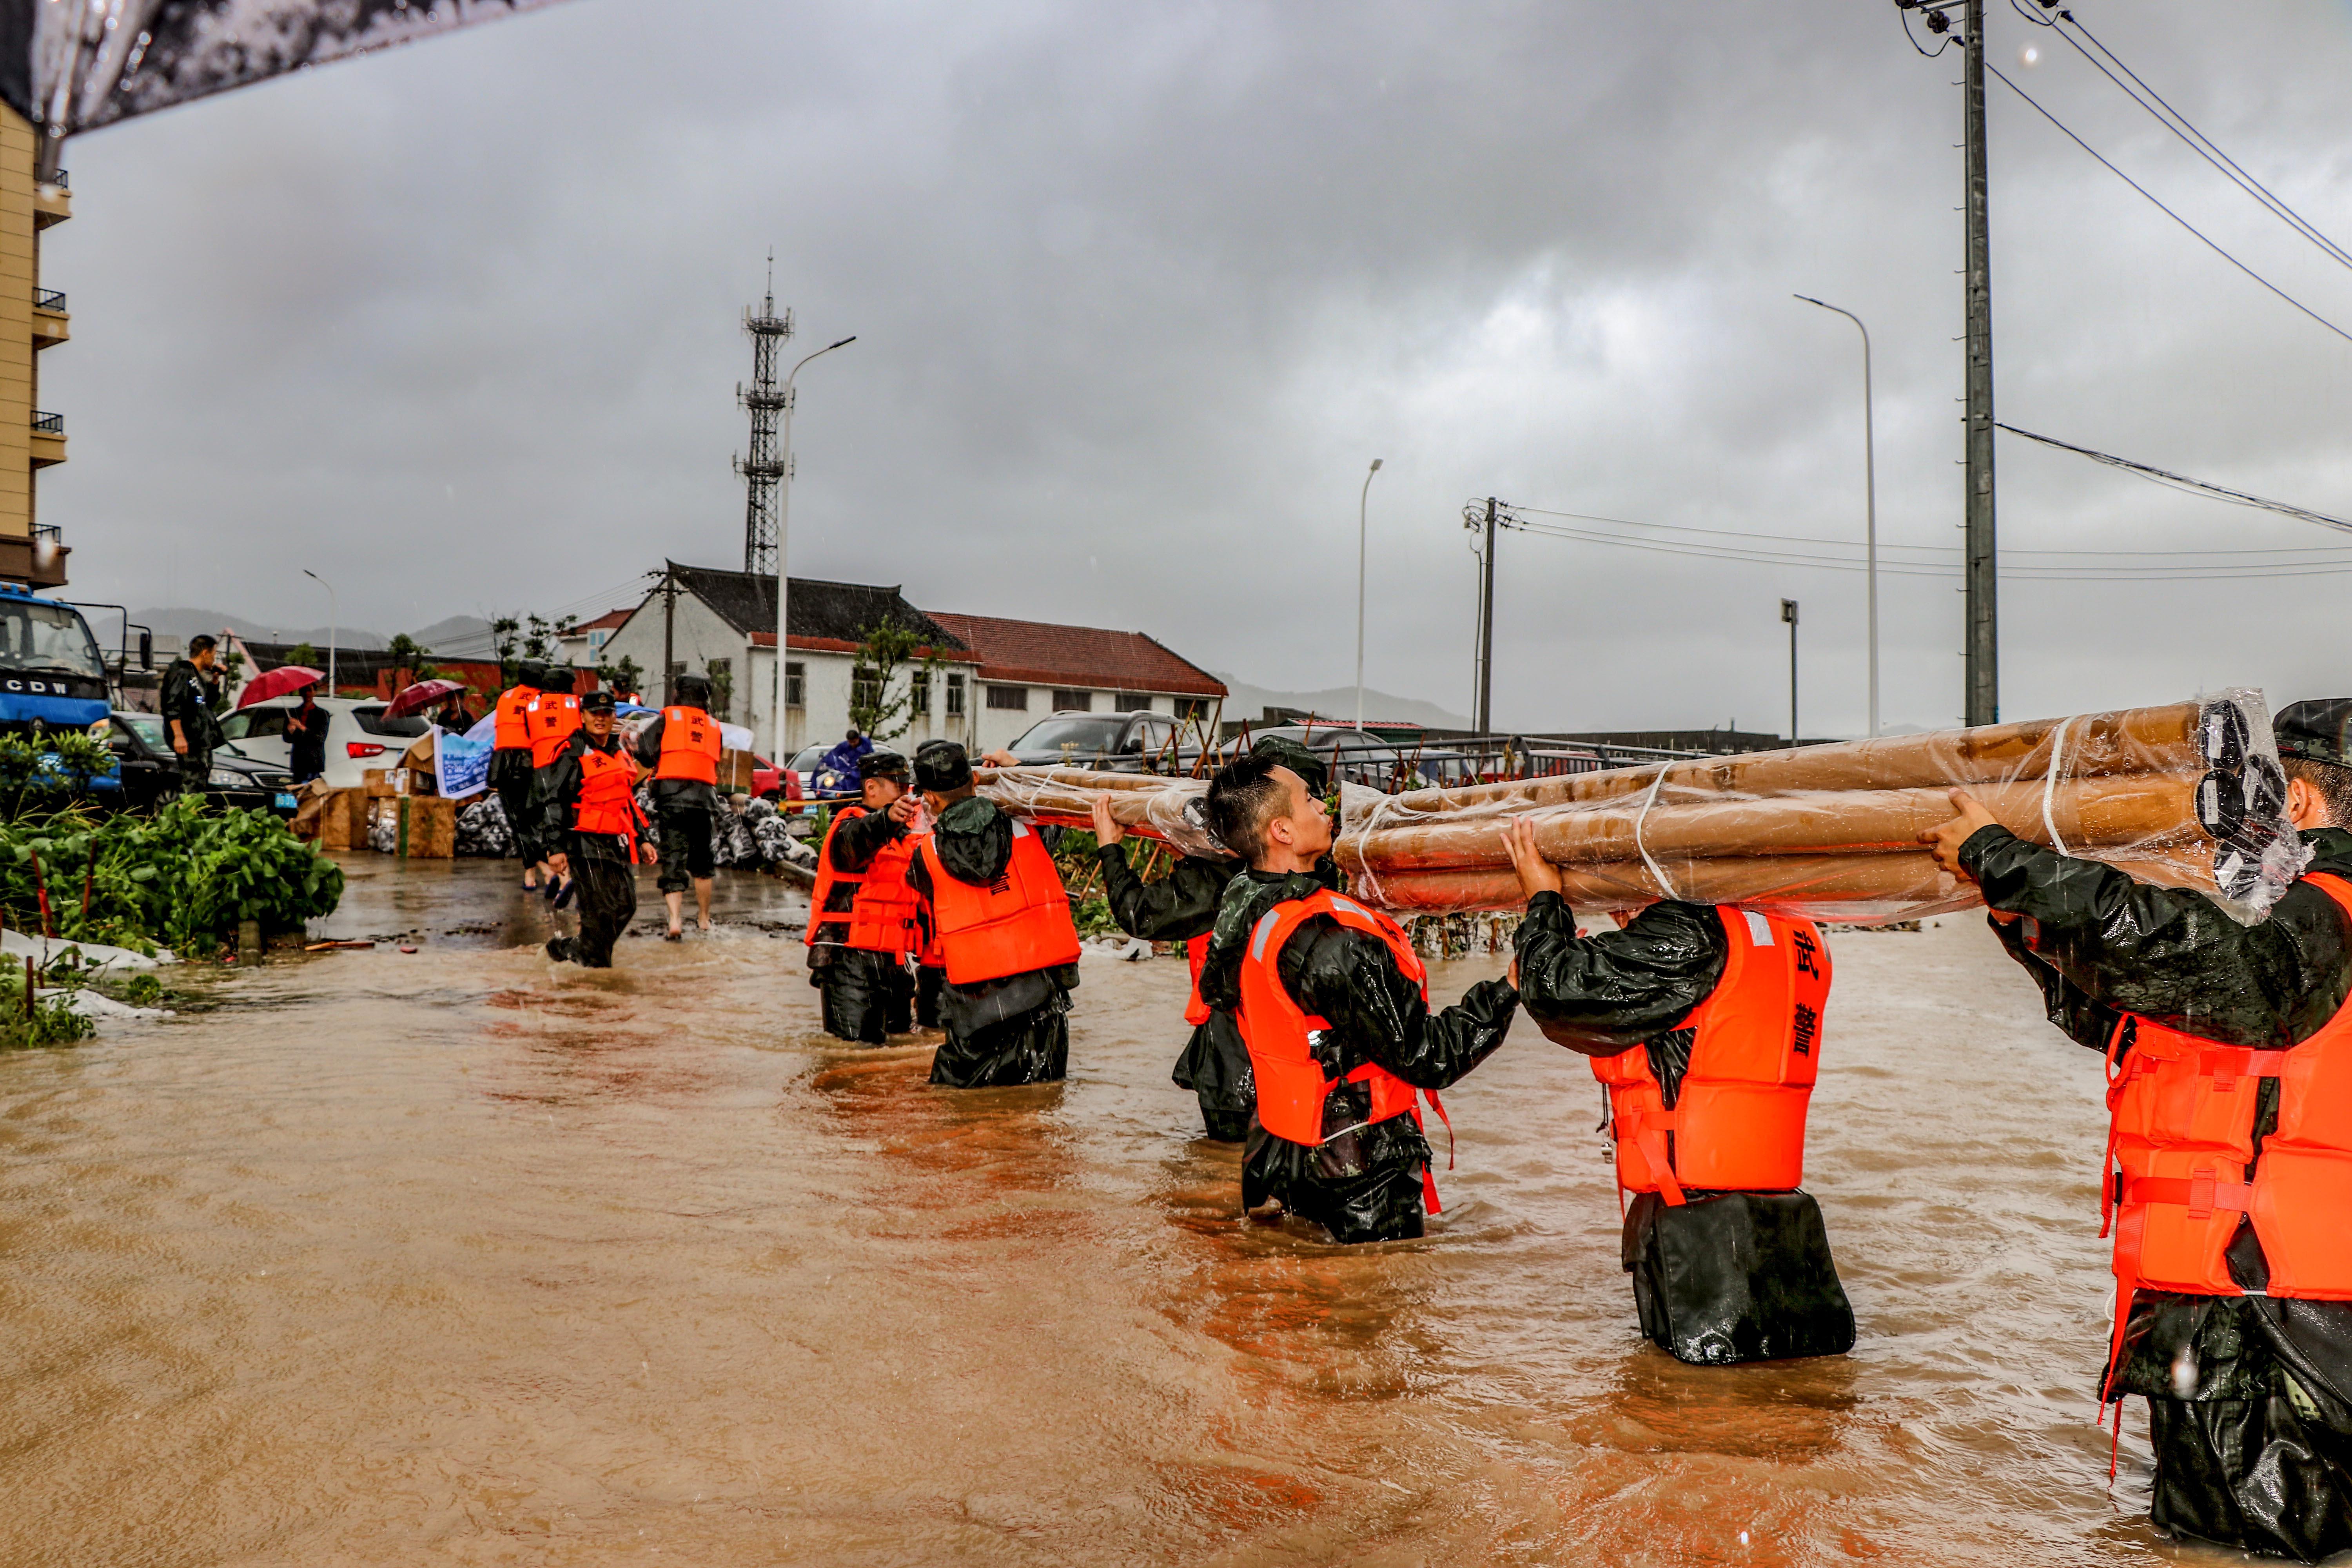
[753,754,799,803]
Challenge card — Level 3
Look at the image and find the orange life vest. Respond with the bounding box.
[655,706,721,785]
[848,836,924,956]
[1235,889,1449,1211]
[494,685,539,751]
[570,743,645,861]
[528,694,583,767]
[1590,906,1830,1207]
[2097,871,2352,1395]
[804,807,870,949]
[1184,932,1212,1027]
[914,818,1082,986]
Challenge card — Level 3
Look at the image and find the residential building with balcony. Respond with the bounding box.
[0,102,68,588]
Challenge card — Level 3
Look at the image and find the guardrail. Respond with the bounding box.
[33,288,64,312]
[29,411,62,434]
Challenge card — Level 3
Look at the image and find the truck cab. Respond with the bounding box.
[0,583,109,731]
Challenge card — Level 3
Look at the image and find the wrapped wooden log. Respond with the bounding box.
[1366,848,2226,918]
[974,767,1225,860]
[1338,773,2206,878]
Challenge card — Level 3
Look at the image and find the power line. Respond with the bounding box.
[1996,422,2352,534]
[2044,10,2352,275]
[1508,502,2352,560]
[1985,59,2352,349]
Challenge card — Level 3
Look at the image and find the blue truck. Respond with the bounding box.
[0,583,111,731]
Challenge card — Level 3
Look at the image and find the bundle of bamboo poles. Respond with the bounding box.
[1334,695,2299,923]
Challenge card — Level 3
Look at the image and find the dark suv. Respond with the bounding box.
[1002,710,1198,772]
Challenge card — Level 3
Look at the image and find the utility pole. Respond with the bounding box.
[1477,497,1497,733]
[661,563,677,707]
[1961,0,1997,725]
[1781,598,1800,744]
[1895,0,1996,724]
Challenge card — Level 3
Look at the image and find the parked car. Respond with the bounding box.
[216,697,431,790]
[96,710,300,815]
[1211,725,1427,791]
[1002,710,1195,772]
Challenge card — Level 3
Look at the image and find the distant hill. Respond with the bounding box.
[131,608,389,650]
[1213,673,1471,731]
[405,615,497,659]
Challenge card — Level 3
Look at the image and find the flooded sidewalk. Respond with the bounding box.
[0,855,2203,1564]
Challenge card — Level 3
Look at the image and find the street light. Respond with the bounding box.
[1355,458,1383,733]
[1795,294,1879,737]
[1781,598,1800,745]
[767,335,858,760]
[302,568,337,695]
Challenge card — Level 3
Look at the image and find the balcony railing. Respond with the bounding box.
[40,169,65,191]
[30,412,62,434]
[33,288,64,312]
[31,524,60,543]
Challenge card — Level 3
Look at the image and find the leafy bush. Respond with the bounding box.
[0,963,96,1049]
[0,795,343,952]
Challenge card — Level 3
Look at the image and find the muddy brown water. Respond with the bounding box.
[0,856,2256,1564]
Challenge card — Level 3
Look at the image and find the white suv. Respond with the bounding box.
[216,697,435,790]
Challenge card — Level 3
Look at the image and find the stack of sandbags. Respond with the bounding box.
[1335,691,2303,925]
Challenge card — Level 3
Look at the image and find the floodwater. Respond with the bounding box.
[0,855,2259,1565]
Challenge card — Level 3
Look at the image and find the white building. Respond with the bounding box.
[597,563,1227,762]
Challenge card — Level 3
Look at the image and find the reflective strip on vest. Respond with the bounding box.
[2100,871,2352,1380]
[655,706,721,785]
[494,686,538,751]
[847,834,924,955]
[1588,905,1829,1207]
[914,820,1083,985]
[804,807,870,948]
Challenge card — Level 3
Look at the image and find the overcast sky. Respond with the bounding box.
[38,0,2352,735]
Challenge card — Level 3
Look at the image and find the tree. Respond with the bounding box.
[384,633,437,681]
[848,617,938,742]
[599,654,646,704]
[210,648,246,713]
[287,641,319,670]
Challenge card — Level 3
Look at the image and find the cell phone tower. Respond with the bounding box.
[735,256,794,576]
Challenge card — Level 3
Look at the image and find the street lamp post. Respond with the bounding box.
[1354,457,1383,732]
[766,335,858,760]
[1781,598,1800,746]
[302,569,337,695]
[1794,295,1878,737]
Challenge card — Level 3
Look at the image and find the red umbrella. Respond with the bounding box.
[236,665,325,709]
[386,678,467,719]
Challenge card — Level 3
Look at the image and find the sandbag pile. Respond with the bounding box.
[1336,690,2305,925]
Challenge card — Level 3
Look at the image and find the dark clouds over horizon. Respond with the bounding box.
[35,0,2352,734]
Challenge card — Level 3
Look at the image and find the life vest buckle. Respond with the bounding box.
[2186,1169,2217,1220]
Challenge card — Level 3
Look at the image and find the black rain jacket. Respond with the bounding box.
[537,729,637,864]
[1097,846,1256,1115]
[907,796,1079,1087]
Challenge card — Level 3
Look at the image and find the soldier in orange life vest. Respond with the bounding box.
[902,740,1083,1087]
[539,688,653,969]
[490,660,546,887]
[1198,753,1518,1243]
[804,750,924,1045]
[1501,818,1857,1366]
[632,674,722,940]
[1921,699,2352,1562]
[524,666,584,907]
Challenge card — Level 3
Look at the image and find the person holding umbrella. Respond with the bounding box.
[286,682,327,784]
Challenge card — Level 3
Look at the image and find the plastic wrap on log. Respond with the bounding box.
[1338,691,2307,925]
[975,768,1226,860]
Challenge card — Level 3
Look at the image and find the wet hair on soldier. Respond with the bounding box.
[1206,755,1295,866]
[2283,758,2352,828]
[188,633,218,657]
[540,666,578,695]
[2275,699,2352,827]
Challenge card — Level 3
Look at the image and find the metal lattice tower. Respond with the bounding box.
[735,259,795,576]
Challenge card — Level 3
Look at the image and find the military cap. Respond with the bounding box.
[914,739,973,793]
[860,749,911,782]
[579,688,617,713]
[1250,733,1329,795]
[2275,699,2352,769]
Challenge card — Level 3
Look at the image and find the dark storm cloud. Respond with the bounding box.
[37,0,2352,734]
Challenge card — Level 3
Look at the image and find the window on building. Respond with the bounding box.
[852,671,882,713]
[1174,697,1210,721]
[1051,689,1091,712]
[910,668,931,715]
[1113,693,1154,713]
[786,660,805,710]
[946,673,967,717]
[986,684,1029,711]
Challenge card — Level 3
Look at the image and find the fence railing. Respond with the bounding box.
[33,288,64,312]
[29,411,62,434]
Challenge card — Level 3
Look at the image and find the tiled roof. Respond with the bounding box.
[569,608,633,633]
[924,613,1227,699]
[661,563,965,652]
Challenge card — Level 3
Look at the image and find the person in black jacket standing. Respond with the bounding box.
[1920,699,2352,1563]
[633,675,721,940]
[1091,735,1334,1141]
[1199,753,1517,1243]
[285,682,328,785]
[541,690,651,969]
[160,635,225,793]
[805,750,924,1044]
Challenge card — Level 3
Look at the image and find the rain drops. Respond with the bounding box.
[2019,44,2041,67]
